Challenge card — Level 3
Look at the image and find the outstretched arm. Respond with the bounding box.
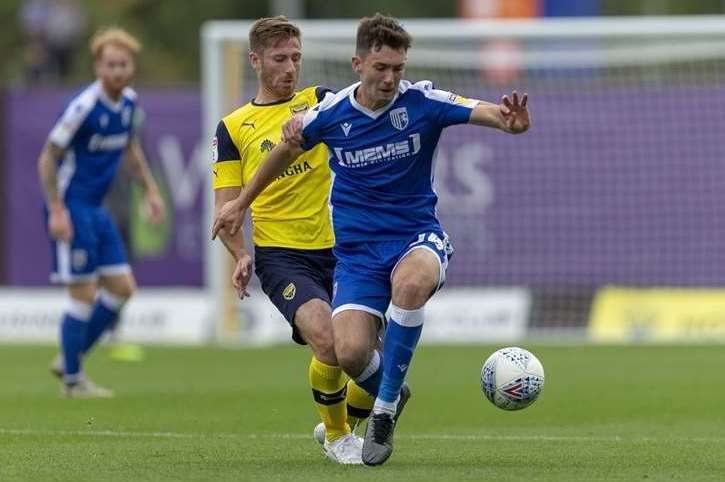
[469,91,530,134]
[211,138,304,239]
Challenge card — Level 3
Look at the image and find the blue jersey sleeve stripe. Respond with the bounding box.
[301,107,322,151]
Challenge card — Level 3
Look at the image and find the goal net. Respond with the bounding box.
[202,17,725,344]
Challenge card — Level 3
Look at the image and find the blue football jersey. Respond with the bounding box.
[300,80,477,243]
[48,80,137,206]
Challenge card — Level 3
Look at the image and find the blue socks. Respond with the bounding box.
[60,300,93,384]
[60,291,127,384]
[375,305,424,411]
[354,349,383,397]
[83,289,126,353]
[351,305,426,413]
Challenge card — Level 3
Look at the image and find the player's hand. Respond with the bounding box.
[143,189,166,225]
[282,114,305,146]
[232,251,253,299]
[211,199,246,240]
[500,91,530,134]
[48,203,73,242]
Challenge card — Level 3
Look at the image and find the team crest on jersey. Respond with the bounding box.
[289,102,309,114]
[282,282,296,300]
[99,114,109,129]
[72,249,87,270]
[389,107,409,130]
[260,139,276,153]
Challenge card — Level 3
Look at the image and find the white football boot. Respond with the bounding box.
[322,433,363,465]
[62,378,115,399]
[314,420,363,445]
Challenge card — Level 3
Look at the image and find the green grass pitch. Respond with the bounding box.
[1,344,724,481]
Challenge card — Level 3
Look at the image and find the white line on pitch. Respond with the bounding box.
[2,428,725,444]
[0,428,204,438]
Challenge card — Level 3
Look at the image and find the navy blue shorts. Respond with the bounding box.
[254,246,335,345]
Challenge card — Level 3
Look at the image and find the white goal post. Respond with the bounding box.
[202,16,725,345]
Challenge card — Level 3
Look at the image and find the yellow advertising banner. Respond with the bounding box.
[589,287,725,342]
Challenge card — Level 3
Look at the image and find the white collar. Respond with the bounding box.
[94,80,124,112]
[348,82,400,119]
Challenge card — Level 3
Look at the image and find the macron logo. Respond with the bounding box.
[397,363,409,373]
[341,122,352,136]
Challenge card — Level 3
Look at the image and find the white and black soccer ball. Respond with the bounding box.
[481,347,545,411]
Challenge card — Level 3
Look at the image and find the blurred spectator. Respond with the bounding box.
[18,0,87,84]
[18,0,51,83]
[46,0,87,80]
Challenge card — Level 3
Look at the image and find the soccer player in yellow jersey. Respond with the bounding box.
[211,16,374,464]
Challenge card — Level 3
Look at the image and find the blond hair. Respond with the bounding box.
[249,16,300,53]
[90,27,142,59]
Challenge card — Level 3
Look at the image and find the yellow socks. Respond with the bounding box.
[309,357,350,442]
[345,379,374,431]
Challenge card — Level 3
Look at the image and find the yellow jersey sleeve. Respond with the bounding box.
[212,120,243,189]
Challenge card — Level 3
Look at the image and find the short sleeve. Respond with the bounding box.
[423,88,478,128]
[300,105,324,152]
[47,98,93,149]
[130,105,145,137]
[213,120,241,161]
[212,120,243,189]
[315,86,333,102]
[124,87,139,138]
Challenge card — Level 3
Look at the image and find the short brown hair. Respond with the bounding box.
[249,16,301,53]
[356,13,412,57]
[90,27,141,59]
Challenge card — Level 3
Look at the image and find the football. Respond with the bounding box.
[481,347,545,410]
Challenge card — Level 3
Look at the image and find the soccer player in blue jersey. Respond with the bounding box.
[37,28,165,398]
[212,13,530,464]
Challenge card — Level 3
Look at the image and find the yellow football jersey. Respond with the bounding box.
[212,86,334,249]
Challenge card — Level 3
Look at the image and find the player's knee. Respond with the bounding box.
[71,290,96,305]
[111,278,136,300]
[392,275,434,309]
[296,300,335,363]
[334,338,368,376]
[309,340,337,366]
[69,282,97,304]
[302,324,336,365]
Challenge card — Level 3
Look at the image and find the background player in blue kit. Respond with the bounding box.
[37,27,165,398]
[212,13,530,465]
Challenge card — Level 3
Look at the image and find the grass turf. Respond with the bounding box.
[1,344,724,481]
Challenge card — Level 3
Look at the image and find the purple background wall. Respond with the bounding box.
[439,84,725,288]
[4,82,725,288]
